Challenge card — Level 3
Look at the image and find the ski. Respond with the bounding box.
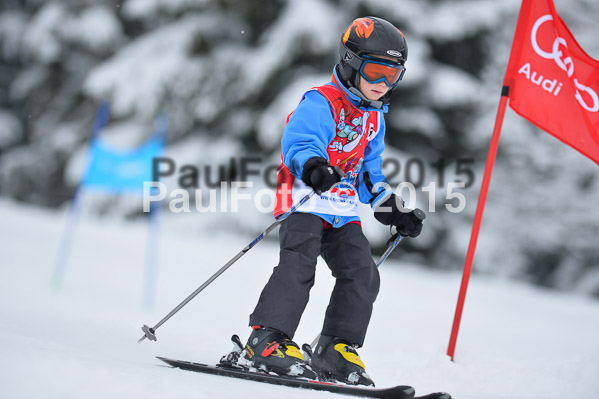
[157,357,451,399]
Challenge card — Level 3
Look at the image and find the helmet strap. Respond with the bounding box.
[348,86,383,109]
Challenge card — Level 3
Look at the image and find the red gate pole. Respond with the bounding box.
[447,87,510,361]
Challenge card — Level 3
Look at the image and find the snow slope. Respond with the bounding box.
[1,199,599,399]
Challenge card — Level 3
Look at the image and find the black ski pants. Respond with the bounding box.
[249,212,380,347]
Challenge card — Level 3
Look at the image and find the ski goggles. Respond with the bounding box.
[359,56,406,88]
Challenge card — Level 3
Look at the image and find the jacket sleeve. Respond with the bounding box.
[282,90,337,178]
[357,115,393,208]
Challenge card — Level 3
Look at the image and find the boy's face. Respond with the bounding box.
[359,78,391,101]
[357,54,401,101]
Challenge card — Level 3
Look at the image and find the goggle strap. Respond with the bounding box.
[341,48,365,70]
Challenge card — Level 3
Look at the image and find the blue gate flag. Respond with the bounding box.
[82,112,168,193]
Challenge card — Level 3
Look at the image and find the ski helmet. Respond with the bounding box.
[338,17,408,97]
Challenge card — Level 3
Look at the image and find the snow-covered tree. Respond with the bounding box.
[0,0,597,295]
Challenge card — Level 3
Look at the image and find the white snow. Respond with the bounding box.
[238,0,342,95]
[123,0,210,20]
[22,3,66,63]
[1,199,599,399]
[0,10,27,59]
[60,6,123,54]
[0,109,22,148]
[256,73,331,150]
[84,15,206,118]
[21,4,122,63]
[425,65,482,107]
[9,65,49,102]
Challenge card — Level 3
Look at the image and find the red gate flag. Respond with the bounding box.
[504,0,599,164]
[448,0,599,362]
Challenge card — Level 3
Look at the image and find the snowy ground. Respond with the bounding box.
[1,199,599,399]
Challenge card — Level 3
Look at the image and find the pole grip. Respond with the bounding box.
[414,208,426,220]
[397,207,426,237]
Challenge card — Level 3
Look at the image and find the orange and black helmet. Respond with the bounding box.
[338,17,408,91]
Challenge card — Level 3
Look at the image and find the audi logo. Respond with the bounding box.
[531,15,598,112]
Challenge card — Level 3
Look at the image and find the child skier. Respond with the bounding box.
[242,17,424,386]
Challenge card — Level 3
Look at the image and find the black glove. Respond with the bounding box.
[374,194,424,238]
[301,157,341,194]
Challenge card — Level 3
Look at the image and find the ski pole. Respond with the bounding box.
[307,208,426,349]
[138,190,316,343]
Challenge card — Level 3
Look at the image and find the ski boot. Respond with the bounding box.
[240,326,316,379]
[308,335,375,386]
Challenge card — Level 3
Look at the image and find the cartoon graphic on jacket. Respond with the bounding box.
[274,67,393,227]
[333,105,364,153]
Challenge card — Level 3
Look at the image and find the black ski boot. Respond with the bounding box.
[309,335,375,386]
[241,326,316,379]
